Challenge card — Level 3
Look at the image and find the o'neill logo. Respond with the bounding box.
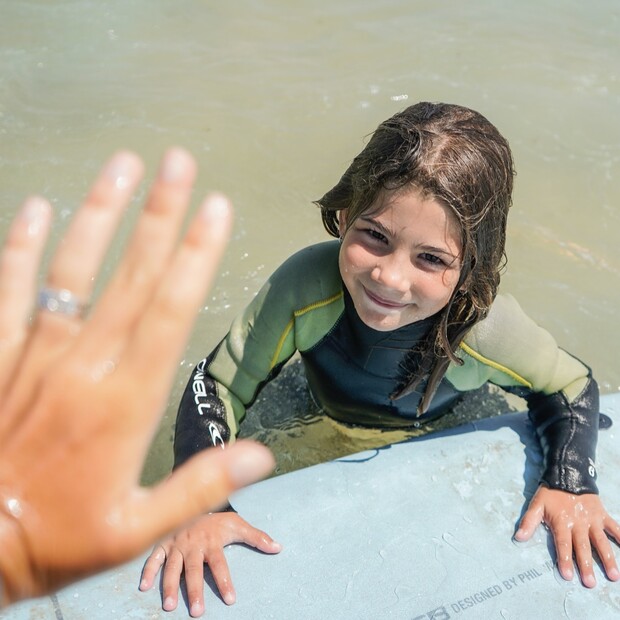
[192,358,225,449]
[208,422,225,449]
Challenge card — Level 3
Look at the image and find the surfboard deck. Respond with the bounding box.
[5,393,620,619]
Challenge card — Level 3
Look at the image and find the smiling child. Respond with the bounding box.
[140,102,620,617]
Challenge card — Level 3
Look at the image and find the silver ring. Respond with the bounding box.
[37,287,89,318]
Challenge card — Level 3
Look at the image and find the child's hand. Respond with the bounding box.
[140,512,282,617]
[515,485,620,587]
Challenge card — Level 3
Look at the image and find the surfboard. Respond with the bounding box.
[5,393,620,619]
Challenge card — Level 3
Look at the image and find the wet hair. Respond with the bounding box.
[314,101,515,414]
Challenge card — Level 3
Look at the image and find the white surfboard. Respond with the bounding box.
[5,393,620,619]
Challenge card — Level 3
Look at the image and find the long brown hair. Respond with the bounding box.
[315,102,515,414]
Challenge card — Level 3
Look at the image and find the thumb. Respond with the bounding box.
[514,496,544,542]
[137,440,274,543]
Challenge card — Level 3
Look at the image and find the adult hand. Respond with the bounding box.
[515,485,620,586]
[0,148,274,605]
[140,512,282,617]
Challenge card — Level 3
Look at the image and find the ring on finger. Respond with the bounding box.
[37,287,89,319]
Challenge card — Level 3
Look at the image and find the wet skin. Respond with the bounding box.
[338,187,462,332]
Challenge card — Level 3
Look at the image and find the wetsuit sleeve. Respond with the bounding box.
[448,293,599,495]
[173,344,231,469]
[172,242,344,470]
[172,305,297,470]
[173,345,239,512]
[525,374,599,494]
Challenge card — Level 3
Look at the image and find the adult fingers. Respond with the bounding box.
[44,152,144,300]
[119,192,232,411]
[2,153,144,422]
[135,441,274,546]
[83,148,198,360]
[0,197,51,393]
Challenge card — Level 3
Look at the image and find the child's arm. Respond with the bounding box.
[456,294,620,586]
[173,346,235,466]
[527,375,599,495]
[141,254,314,612]
[140,349,284,614]
[514,376,620,586]
[141,243,344,613]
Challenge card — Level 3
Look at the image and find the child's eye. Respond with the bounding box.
[420,252,444,266]
[364,228,387,243]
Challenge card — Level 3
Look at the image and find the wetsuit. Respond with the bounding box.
[174,241,599,495]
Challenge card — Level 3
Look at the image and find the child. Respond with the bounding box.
[140,102,620,617]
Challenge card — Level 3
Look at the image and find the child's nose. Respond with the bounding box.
[370,252,412,292]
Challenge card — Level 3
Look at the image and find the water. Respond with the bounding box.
[1,0,618,482]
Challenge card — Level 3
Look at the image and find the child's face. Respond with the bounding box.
[338,188,462,332]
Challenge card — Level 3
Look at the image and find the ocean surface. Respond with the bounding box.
[1,0,618,481]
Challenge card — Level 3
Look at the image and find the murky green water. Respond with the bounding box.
[1,0,618,482]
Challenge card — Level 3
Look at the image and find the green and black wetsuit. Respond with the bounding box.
[174,241,599,495]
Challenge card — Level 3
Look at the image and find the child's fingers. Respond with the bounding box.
[604,514,620,546]
[232,521,282,555]
[514,497,544,541]
[590,527,620,581]
[572,528,596,587]
[135,441,274,549]
[0,197,51,389]
[183,549,210,616]
[139,544,168,591]
[160,548,184,612]
[119,193,232,412]
[205,547,236,607]
[83,148,197,360]
[551,527,575,581]
[202,520,280,608]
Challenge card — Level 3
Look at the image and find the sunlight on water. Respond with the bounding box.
[1,0,618,482]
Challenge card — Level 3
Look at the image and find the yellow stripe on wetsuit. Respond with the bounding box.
[459,341,533,388]
[270,291,344,369]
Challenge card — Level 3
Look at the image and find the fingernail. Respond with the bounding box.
[227,442,275,487]
[609,567,620,581]
[104,152,139,190]
[200,193,230,221]
[199,193,232,238]
[583,574,596,588]
[160,148,193,182]
[139,579,148,591]
[20,196,50,237]
[222,591,235,606]
[163,596,175,611]
[190,601,204,615]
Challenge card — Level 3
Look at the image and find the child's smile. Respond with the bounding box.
[338,188,462,332]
